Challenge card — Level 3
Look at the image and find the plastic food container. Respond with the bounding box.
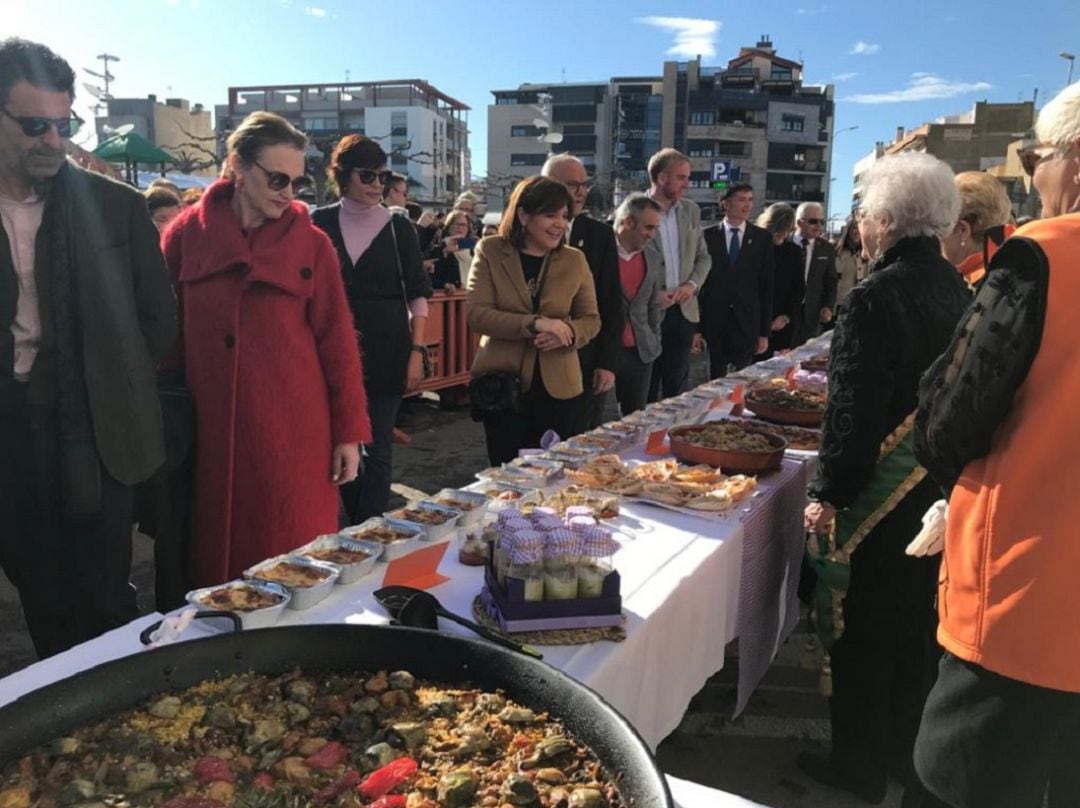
[339,518,423,561]
[472,482,542,512]
[568,432,621,453]
[429,488,488,527]
[292,534,381,585]
[476,464,549,489]
[508,456,566,486]
[243,555,339,610]
[186,579,291,629]
[387,502,462,541]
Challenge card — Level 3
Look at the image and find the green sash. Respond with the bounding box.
[807,415,926,656]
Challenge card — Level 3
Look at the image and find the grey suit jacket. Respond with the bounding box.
[644,196,712,323]
[0,162,178,485]
[796,237,838,343]
[621,246,664,365]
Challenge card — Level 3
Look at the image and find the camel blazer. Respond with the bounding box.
[466,236,600,400]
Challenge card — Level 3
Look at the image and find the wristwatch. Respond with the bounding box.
[410,344,425,353]
[526,316,539,337]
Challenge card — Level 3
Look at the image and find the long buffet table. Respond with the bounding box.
[0,335,830,807]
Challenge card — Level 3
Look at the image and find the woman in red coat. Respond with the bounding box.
[163,112,371,586]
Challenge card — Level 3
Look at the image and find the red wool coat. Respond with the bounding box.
[163,180,371,587]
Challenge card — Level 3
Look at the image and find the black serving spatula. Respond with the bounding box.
[374,585,542,660]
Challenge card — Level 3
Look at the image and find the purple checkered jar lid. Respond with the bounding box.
[544,527,578,558]
[509,529,543,564]
[579,525,618,558]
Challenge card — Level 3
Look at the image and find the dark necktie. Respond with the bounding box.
[729,228,741,265]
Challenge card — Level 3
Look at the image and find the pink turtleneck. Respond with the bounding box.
[339,197,428,318]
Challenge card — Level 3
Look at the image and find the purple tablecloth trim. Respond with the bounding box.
[733,457,811,717]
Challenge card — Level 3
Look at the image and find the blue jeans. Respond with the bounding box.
[341,393,401,524]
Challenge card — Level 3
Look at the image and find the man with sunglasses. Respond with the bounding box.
[792,201,837,346]
[0,39,177,658]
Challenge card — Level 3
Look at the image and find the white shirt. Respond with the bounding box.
[0,191,45,380]
[655,198,682,290]
[793,231,815,283]
[722,218,746,257]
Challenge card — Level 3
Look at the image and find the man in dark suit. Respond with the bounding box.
[698,183,775,378]
[792,201,837,346]
[0,39,177,657]
[543,154,622,431]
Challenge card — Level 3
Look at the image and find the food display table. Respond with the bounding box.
[0,337,830,807]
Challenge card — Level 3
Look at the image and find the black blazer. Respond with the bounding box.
[568,214,623,374]
[770,240,805,351]
[699,222,775,353]
[795,237,838,344]
[312,205,433,396]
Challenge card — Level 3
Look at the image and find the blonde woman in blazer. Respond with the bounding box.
[467,177,600,464]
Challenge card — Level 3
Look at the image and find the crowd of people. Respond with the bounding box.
[2,34,1078,808]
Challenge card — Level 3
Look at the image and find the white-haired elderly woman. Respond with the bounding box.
[798,152,973,805]
[911,82,1080,808]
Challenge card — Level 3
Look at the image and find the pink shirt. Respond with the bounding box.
[618,250,647,348]
[339,197,428,319]
[0,191,45,380]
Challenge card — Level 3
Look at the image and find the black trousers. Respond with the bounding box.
[915,654,1080,808]
[341,392,401,524]
[826,480,943,799]
[482,374,581,466]
[0,378,138,658]
[648,307,696,402]
[615,347,653,416]
[704,322,755,379]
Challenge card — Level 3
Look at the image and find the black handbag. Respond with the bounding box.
[468,370,522,421]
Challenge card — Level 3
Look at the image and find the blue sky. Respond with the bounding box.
[9,0,1078,218]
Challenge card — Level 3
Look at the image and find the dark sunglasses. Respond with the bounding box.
[352,168,394,186]
[2,106,84,138]
[1018,144,1059,178]
[803,218,825,226]
[564,180,592,193]
[253,160,311,193]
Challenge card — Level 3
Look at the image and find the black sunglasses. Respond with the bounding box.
[1018,144,1059,178]
[803,218,825,226]
[253,160,311,193]
[2,106,84,138]
[352,168,394,186]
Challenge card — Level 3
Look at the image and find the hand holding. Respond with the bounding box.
[804,501,837,534]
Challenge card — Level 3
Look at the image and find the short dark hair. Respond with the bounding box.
[382,172,408,200]
[405,201,422,221]
[499,176,573,250]
[721,182,753,201]
[223,112,307,179]
[144,186,182,214]
[329,135,386,196]
[0,38,75,106]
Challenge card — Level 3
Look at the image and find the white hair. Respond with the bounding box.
[1036,81,1080,150]
[541,153,583,177]
[455,191,479,206]
[795,201,823,221]
[860,152,959,241]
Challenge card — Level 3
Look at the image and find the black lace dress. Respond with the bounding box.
[807,236,972,793]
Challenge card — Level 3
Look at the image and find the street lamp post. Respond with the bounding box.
[1062,52,1076,86]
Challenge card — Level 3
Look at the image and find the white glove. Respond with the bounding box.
[906,500,947,557]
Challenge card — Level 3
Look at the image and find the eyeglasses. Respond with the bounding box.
[1018,144,1060,178]
[352,168,394,186]
[1,106,84,138]
[803,218,825,226]
[253,160,311,193]
[564,181,592,193]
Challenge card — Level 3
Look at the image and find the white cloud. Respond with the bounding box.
[832,72,858,82]
[845,74,993,104]
[849,41,881,56]
[304,6,327,17]
[636,16,721,60]
[796,5,831,14]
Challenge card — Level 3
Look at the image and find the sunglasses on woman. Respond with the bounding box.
[1018,144,1060,178]
[253,160,312,193]
[2,106,84,138]
[352,168,394,186]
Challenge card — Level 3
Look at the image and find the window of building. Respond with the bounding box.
[302,116,336,131]
[689,170,712,188]
[510,153,547,167]
[770,67,793,81]
[511,124,542,137]
[689,111,716,126]
[688,140,714,157]
[715,140,748,156]
[562,124,594,135]
[552,105,597,123]
[781,115,805,132]
[391,111,408,137]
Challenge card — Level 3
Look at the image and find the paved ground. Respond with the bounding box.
[0,363,907,806]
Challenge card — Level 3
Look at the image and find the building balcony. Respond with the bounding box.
[767,160,827,174]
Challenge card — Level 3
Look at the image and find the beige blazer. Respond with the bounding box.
[466,236,600,400]
[644,196,712,323]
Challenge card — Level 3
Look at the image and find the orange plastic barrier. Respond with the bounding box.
[416,289,478,394]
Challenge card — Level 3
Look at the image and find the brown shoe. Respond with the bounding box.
[392,427,412,446]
